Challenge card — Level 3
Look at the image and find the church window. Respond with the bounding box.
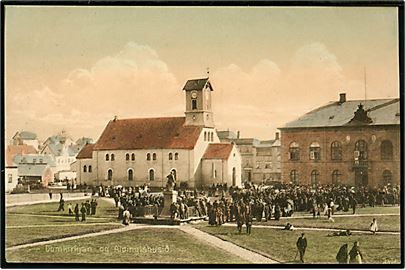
[111,154,115,161]
[149,169,155,181]
[107,169,113,180]
[192,99,197,110]
[126,153,130,161]
[210,132,214,142]
[105,154,109,161]
[152,153,157,160]
[128,169,134,181]
[169,153,173,160]
[146,153,151,161]
[83,165,87,173]
[332,170,341,185]
[311,170,320,186]
[175,153,179,160]
[204,132,207,141]
[381,140,393,160]
[354,140,368,160]
[131,153,135,161]
[290,170,299,184]
[89,165,92,173]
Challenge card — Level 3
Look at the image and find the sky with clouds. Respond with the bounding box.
[5,6,399,142]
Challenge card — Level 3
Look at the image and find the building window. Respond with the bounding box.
[149,169,155,181]
[105,154,109,161]
[354,140,368,160]
[8,174,13,183]
[311,170,320,186]
[131,153,135,161]
[381,140,393,160]
[175,153,179,160]
[107,169,113,180]
[204,132,207,141]
[309,142,321,161]
[152,153,157,160]
[289,142,300,161]
[33,158,37,163]
[126,153,130,161]
[383,170,392,185]
[169,153,173,160]
[146,153,151,161]
[88,165,92,173]
[331,141,342,160]
[111,154,115,161]
[192,99,197,110]
[128,169,134,181]
[332,170,341,185]
[83,165,87,173]
[210,132,214,142]
[290,170,299,184]
[39,158,43,163]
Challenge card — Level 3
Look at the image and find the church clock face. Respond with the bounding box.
[191,91,198,99]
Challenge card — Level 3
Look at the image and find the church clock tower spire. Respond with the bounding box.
[182,78,215,128]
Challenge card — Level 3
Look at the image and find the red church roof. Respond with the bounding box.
[76,143,95,159]
[93,117,202,151]
[203,143,234,160]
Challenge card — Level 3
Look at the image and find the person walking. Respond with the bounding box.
[122,208,131,225]
[67,203,73,215]
[336,243,349,264]
[370,218,378,235]
[57,198,65,212]
[49,189,53,200]
[349,241,363,264]
[74,203,80,221]
[296,233,307,263]
[80,203,87,222]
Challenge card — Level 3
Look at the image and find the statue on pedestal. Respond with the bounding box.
[165,171,176,191]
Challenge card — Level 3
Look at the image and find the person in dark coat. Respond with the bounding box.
[80,203,86,222]
[74,203,80,221]
[296,233,307,263]
[245,204,253,234]
[91,199,98,215]
[57,198,65,212]
[349,241,363,264]
[336,243,349,264]
[274,204,281,221]
[49,189,53,200]
[85,200,91,215]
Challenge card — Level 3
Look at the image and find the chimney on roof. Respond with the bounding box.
[275,132,280,140]
[113,115,117,122]
[339,93,346,104]
[237,131,240,139]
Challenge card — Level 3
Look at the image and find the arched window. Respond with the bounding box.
[111,154,115,161]
[192,99,197,110]
[169,153,173,160]
[131,153,135,161]
[149,169,155,181]
[290,170,299,184]
[175,153,179,160]
[171,169,177,180]
[88,165,92,173]
[332,170,341,185]
[146,153,151,161]
[152,153,157,160]
[311,170,320,186]
[83,165,87,173]
[331,141,342,160]
[128,169,134,181]
[309,142,321,161]
[107,169,113,180]
[289,142,300,161]
[211,132,214,142]
[354,140,368,160]
[105,154,109,161]
[381,140,393,160]
[383,170,392,185]
[126,153,130,161]
[204,132,207,141]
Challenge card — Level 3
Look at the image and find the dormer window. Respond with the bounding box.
[192,99,197,110]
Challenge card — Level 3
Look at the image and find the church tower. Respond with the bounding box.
[182,78,215,128]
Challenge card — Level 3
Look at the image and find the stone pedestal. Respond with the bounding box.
[159,190,178,217]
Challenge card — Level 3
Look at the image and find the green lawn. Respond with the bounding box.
[333,206,400,215]
[6,228,248,264]
[253,215,400,232]
[6,198,121,248]
[196,225,401,264]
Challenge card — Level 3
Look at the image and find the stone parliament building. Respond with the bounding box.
[279,93,400,187]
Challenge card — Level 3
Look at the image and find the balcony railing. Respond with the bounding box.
[353,160,369,168]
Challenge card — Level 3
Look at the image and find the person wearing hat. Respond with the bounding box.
[296,233,307,263]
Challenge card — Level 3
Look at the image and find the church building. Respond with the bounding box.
[74,78,242,189]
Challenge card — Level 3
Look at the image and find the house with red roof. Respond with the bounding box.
[74,78,242,188]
